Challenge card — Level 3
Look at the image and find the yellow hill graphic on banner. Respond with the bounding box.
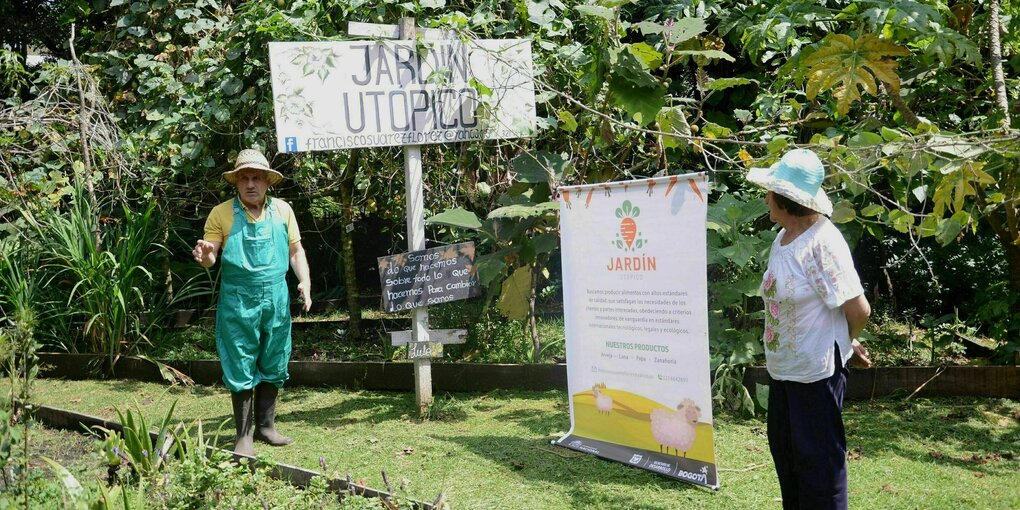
[572,389,715,464]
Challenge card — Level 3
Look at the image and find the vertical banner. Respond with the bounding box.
[554,173,717,489]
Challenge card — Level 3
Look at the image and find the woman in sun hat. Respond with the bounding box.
[746,148,872,509]
[191,148,312,456]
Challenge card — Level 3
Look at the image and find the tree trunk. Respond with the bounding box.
[1001,164,1020,362]
[980,162,1020,363]
[988,0,1011,129]
[1004,240,1020,364]
[889,89,920,128]
[339,151,362,341]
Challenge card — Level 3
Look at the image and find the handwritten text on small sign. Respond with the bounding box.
[407,341,444,359]
[377,242,481,312]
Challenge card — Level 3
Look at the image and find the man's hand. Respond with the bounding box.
[289,241,312,312]
[297,281,312,312]
[849,338,872,369]
[192,239,218,267]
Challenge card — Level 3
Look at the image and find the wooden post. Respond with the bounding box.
[400,17,432,414]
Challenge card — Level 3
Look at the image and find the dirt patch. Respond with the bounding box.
[0,421,105,491]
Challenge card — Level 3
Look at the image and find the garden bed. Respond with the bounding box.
[19,402,433,509]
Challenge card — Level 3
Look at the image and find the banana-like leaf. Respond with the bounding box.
[497,265,532,320]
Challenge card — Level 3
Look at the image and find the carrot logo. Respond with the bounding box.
[613,200,645,251]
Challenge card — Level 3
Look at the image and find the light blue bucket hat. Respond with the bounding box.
[746,148,833,216]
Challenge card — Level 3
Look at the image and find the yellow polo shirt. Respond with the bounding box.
[203,197,301,246]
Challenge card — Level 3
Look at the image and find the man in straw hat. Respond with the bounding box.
[746,148,872,509]
[192,148,311,456]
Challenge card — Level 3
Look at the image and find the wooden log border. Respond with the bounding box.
[37,353,1018,399]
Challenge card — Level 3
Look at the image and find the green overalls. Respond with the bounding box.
[216,197,292,392]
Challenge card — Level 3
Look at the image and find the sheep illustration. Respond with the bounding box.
[592,383,613,414]
[650,398,701,457]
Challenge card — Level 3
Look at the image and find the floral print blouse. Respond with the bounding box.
[760,217,864,383]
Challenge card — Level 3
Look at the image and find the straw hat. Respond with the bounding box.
[746,148,833,216]
[222,149,284,186]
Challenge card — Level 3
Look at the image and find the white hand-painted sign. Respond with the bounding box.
[269,40,536,152]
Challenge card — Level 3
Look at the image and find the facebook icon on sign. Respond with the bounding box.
[284,137,298,153]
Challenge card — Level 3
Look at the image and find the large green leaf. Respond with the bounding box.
[705,77,755,91]
[609,77,666,126]
[707,194,768,235]
[701,122,732,139]
[116,14,135,28]
[935,215,965,246]
[924,25,981,66]
[575,5,615,20]
[755,383,770,411]
[733,275,764,297]
[425,208,482,230]
[830,200,857,224]
[531,232,560,255]
[610,46,661,89]
[887,209,914,233]
[527,1,555,25]
[628,42,663,70]
[557,110,578,132]
[475,250,510,287]
[672,49,734,62]
[861,204,885,217]
[632,17,705,45]
[848,131,883,146]
[511,150,572,184]
[487,202,559,219]
[497,265,532,320]
[656,106,690,150]
[717,238,759,267]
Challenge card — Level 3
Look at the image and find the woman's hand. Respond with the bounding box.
[849,338,872,369]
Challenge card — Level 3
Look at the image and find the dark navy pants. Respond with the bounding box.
[767,345,849,510]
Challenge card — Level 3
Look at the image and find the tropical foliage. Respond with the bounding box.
[0,0,1018,384]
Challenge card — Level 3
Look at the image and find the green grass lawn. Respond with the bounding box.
[22,378,1020,509]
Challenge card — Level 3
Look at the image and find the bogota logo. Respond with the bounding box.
[607,200,656,271]
[613,200,645,251]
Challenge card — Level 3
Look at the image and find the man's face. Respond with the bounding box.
[235,168,270,208]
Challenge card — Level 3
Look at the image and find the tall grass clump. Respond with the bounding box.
[21,179,171,374]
